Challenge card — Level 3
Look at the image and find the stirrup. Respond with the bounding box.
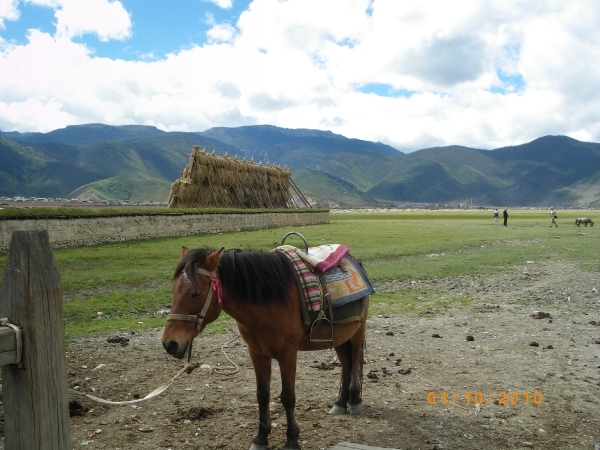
[309,309,334,345]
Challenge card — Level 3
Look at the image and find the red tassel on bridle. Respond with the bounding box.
[210,271,223,305]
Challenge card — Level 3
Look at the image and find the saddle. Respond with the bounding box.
[274,234,374,331]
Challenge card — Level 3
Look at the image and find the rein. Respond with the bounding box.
[69,267,233,406]
[166,268,223,332]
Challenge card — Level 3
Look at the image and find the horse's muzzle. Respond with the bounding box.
[163,339,189,359]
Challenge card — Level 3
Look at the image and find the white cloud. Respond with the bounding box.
[24,0,132,41]
[0,0,19,28]
[207,0,233,9]
[26,0,60,7]
[1,0,600,150]
[205,12,236,43]
[55,0,131,41]
[207,23,236,43]
[0,97,74,131]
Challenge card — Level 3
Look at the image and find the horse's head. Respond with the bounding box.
[162,246,224,359]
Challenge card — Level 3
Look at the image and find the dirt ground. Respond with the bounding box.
[2,260,600,450]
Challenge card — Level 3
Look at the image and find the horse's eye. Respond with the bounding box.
[191,292,203,298]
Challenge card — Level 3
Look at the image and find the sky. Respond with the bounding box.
[1,0,600,152]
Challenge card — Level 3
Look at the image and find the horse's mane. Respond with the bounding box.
[174,247,297,304]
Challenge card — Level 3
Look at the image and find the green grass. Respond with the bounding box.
[0,209,597,339]
[68,175,171,202]
[329,210,599,281]
[368,291,471,317]
[63,311,235,338]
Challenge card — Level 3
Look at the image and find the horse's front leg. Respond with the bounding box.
[279,350,301,450]
[248,348,272,450]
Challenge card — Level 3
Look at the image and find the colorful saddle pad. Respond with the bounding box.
[274,245,375,313]
[276,246,322,312]
[322,255,375,308]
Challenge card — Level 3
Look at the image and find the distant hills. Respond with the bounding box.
[367,136,600,207]
[1,124,599,207]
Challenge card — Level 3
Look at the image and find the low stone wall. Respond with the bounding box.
[0,211,329,252]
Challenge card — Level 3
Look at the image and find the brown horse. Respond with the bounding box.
[162,246,369,450]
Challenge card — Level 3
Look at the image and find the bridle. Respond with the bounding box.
[166,268,223,331]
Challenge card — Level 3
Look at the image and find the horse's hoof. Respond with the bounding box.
[249,444,268,450]
[284,441,301,450]
[328,404,347,415]
[348,402,363,415]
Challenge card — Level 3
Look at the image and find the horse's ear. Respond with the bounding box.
[206,247,225,271]
[181,246,189,259]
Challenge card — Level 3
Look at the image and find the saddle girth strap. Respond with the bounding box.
[316,271,335,349]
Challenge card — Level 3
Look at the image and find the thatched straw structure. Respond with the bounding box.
[167,146,310,209]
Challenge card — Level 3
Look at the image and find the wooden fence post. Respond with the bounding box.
[0,230,71,449]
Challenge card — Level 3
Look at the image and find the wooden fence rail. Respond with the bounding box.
[0,230,71,449]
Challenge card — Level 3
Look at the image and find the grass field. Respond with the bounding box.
[0,209,597,338]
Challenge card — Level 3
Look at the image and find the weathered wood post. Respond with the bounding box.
[0,230,71,449]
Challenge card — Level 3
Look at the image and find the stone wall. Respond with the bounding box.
[0,211,329,252]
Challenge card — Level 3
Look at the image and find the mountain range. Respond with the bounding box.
[1,123,599,208]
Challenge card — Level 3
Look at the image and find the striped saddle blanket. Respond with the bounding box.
[275,245,375,312]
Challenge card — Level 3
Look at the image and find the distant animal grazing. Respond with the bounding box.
[162,246,370,450]
[575,218,594,227]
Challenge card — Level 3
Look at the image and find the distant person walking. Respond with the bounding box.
[550,208,558,227]
[494,208,499,221]
[503,208,508,226]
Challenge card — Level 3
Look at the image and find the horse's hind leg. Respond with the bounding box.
[330,340,352,415]
[248,349,272,450]
[348,303,368,415]
[331,328,367,415]
[347,333,365,415]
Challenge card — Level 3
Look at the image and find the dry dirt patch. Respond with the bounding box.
[1,261,600,450]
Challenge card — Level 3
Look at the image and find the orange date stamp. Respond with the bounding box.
[427,391,543,406]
